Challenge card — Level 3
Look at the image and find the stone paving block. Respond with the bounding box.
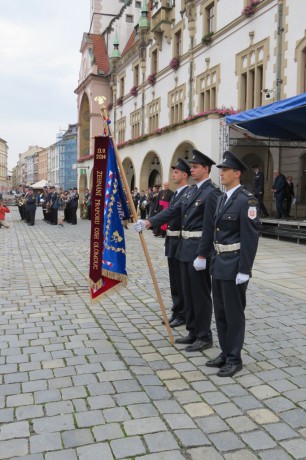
[124,416,168,435]
[241,431,277,450]
[258,449,293,460]
[34,389,62,404]
[196,415,230,434]
[49,377,73,389]
[32,415,74,434]
[248,408,280,426]
[224,449,259,459]
[45,401,74,416]
[87,382,115,396]
[264,396,295,412]
[144,385,172,400]
[22,380,48,393]
[72,399,88,412]
[92,423,124,441]
[188,446,224,460]
[280,439,306,459]
[0,421,30,440]
[202,392,229,405]
[225,415,258,433]
[249,384,279,399]
[11,455,44,460]
[0,439,28,459]
[45,449,78,460]
[213,402,243,418]
[263,422,299,441]
[15,405,44,420]
[30,433,62,454]
[174,429,210,447]
[62,428,94,448]
[6,393,34,407]
[87,395,116,409]
[184,402,214,417]
[77,443,114,460]
[61,386,87,399]
[74,410,105,429]
[0,408,14,423]
[110,436,146,458]
[173,390,202,404]
[280,408,306,428]
[127,403,158,419]
[144,431,179,452]
[209,431,245,451]
[163,413,197,430]
[153,400,184,414]
[115,391,150,406]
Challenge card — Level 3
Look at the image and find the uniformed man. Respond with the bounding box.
[207,151,260,377]
[26,187,36,226]
[135,150,221,352]
[162,158,190,327]
[251,164,269,217]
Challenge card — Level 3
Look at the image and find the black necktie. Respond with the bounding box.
[220,193,227,209]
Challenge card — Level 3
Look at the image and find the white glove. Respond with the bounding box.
[235,273,249,285]
[133,220,146,233]
[193,257,207,271]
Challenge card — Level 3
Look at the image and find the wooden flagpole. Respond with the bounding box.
[96,98,174,345]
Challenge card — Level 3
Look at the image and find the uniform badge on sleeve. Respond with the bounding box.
[248,206,257,220]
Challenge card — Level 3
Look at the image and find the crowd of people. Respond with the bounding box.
[14,185,80,227]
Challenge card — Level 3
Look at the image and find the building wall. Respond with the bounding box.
[0,138,8,190]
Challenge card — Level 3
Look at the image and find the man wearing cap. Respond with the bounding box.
[207,151,260,377]
[134,150,221,351]
[162,159,190,327]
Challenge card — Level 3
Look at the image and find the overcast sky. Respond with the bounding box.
[0,0,89,170]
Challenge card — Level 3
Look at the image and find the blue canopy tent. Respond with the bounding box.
[225,92,306,141]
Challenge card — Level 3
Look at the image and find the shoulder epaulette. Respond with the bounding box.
[241,188,254,197]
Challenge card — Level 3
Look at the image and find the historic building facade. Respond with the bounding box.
[76,0,306,215]
[0,137,8,192]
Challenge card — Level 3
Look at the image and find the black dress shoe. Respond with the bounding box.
[217,363,243,378]
[185,339,213,352]
[162,314,175,325]
[170,318,185,328]
[175,335,196,344]
[206,355,226,368]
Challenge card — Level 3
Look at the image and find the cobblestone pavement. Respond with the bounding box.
[1,208,306,460]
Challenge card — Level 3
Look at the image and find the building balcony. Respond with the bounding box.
[151,0,175,45]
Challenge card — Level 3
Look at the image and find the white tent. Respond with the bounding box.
[31,179,49,189]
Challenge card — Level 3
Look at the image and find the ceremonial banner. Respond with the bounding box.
[89,136,129,301]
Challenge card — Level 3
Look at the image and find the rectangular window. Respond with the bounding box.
[136,1,141,7]
[133,64,140,87]
[169,86,185,124]
[126,15,133,23]
[147,99,160,133]
[151,49,158,75]
[120,76,125,98]
[174,30,182,57]
[204,1,215,35]
[197,66,219,112]
[117,117,126,143]
[131,110,141,138]
[237,43,266,110]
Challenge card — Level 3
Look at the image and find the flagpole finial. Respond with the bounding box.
[94,95,107,109]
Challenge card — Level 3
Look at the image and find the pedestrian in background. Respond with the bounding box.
[272,170,287,219]
[25,187,36,226]
[285,175,295,217]
[0,199,10,228]
[208,151,260,377]
[252,164,269,217]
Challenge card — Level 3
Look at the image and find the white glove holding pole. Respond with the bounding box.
[235,273,249,284]
[193,257,206,271]
[134,220,146,233]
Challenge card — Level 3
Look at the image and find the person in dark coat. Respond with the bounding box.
[135,150,221,352]
[139,190,149,219]
[26,188,36,226]
[208,151,260,378]
[161,159,190,327]
[252,164,269,217]
[284,175,295,217]
[272,170,287,218]
[70,187,79,225]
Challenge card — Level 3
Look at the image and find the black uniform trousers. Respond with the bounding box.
[212,279,248,365]
[28,210,36,225]
[275,193,286,218]
[167,257,185,321]
[254,193,268,217]
[70,207,77,225]
[50,208,58,225]
[180,261,212,341]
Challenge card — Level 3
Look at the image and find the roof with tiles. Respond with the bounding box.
[89,34,109,74]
